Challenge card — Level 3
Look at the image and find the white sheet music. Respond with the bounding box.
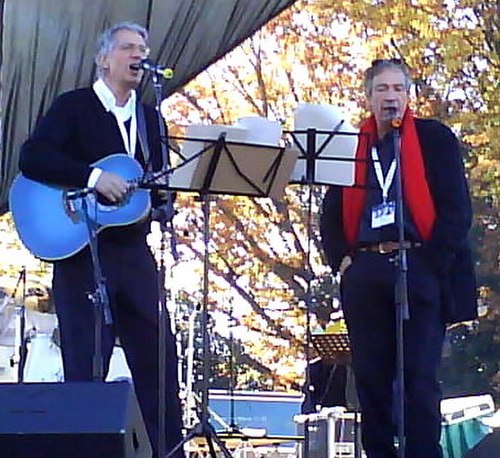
[170,124,248,189]
[291,104,358,186]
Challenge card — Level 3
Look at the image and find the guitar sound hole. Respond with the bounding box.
[63,193,121,218]
[96,194,119,207]
[96,192,131,210]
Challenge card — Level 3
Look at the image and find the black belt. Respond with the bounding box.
[357,241,421,254]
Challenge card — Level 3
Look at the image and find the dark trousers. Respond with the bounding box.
[53,239,183,458]
[341,249,445,458]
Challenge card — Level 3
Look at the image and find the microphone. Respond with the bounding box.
[130,59,174,79]
[384,107,402,129]
[391,117,402,129]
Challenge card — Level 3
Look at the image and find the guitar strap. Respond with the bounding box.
[136,102,152,173]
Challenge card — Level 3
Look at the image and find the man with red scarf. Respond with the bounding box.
[320,59,477,458]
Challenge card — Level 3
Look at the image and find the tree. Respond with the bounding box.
[2,0,498,397]
[162,0,499,396]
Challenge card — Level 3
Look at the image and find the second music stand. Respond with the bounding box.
[285,123,360,458]
[311,331,362,458]
[311,332,351,365]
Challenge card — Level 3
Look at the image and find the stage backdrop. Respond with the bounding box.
[0,0,296,214]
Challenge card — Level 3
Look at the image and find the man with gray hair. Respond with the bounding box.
[320,59,477,457]
[19,22,183,457]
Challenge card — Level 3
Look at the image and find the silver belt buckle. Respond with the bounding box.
[378,242,392,254]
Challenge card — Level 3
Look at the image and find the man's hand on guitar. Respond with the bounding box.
[95,171,130,203]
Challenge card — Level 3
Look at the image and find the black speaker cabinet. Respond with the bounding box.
[0,381,152,458]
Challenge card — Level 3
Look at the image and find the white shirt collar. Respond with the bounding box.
[93,78,136,122]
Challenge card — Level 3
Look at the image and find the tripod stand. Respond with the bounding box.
[166,135,233,458]
[164,132,297,457]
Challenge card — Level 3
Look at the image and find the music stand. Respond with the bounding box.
[310,332,351,410]
[164,133,298,458]
[311,332,362,458]
[311,333,351,364]
[285,124,360,458]
[165,134,298,198]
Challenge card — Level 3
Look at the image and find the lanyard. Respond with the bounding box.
[92,79,137,157]
[115,109,137,157]
[371,146,396,202]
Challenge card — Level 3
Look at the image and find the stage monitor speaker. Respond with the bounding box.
[0,381,151,458]
[463,430,500,458]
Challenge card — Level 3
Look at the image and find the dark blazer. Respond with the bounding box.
[320,118,477,323]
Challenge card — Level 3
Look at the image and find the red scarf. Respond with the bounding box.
[342,110,436,246]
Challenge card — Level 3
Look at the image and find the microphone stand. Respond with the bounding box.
[391,118,409,458]
[80,194,112,382]
[149,70,179,458]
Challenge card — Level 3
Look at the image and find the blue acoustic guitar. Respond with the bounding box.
[9,154,151,261]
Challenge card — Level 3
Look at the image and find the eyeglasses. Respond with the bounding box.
[115,42,150,57]
[371,58,403,67]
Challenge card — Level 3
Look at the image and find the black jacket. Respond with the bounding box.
[19,87,163,243]
[320,118,477,323]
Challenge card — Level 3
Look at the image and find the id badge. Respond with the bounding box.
[371,200,395,228]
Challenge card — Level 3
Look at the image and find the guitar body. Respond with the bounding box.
[9,154,151,261]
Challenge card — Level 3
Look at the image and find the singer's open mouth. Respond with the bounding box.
[382,107,399,117]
